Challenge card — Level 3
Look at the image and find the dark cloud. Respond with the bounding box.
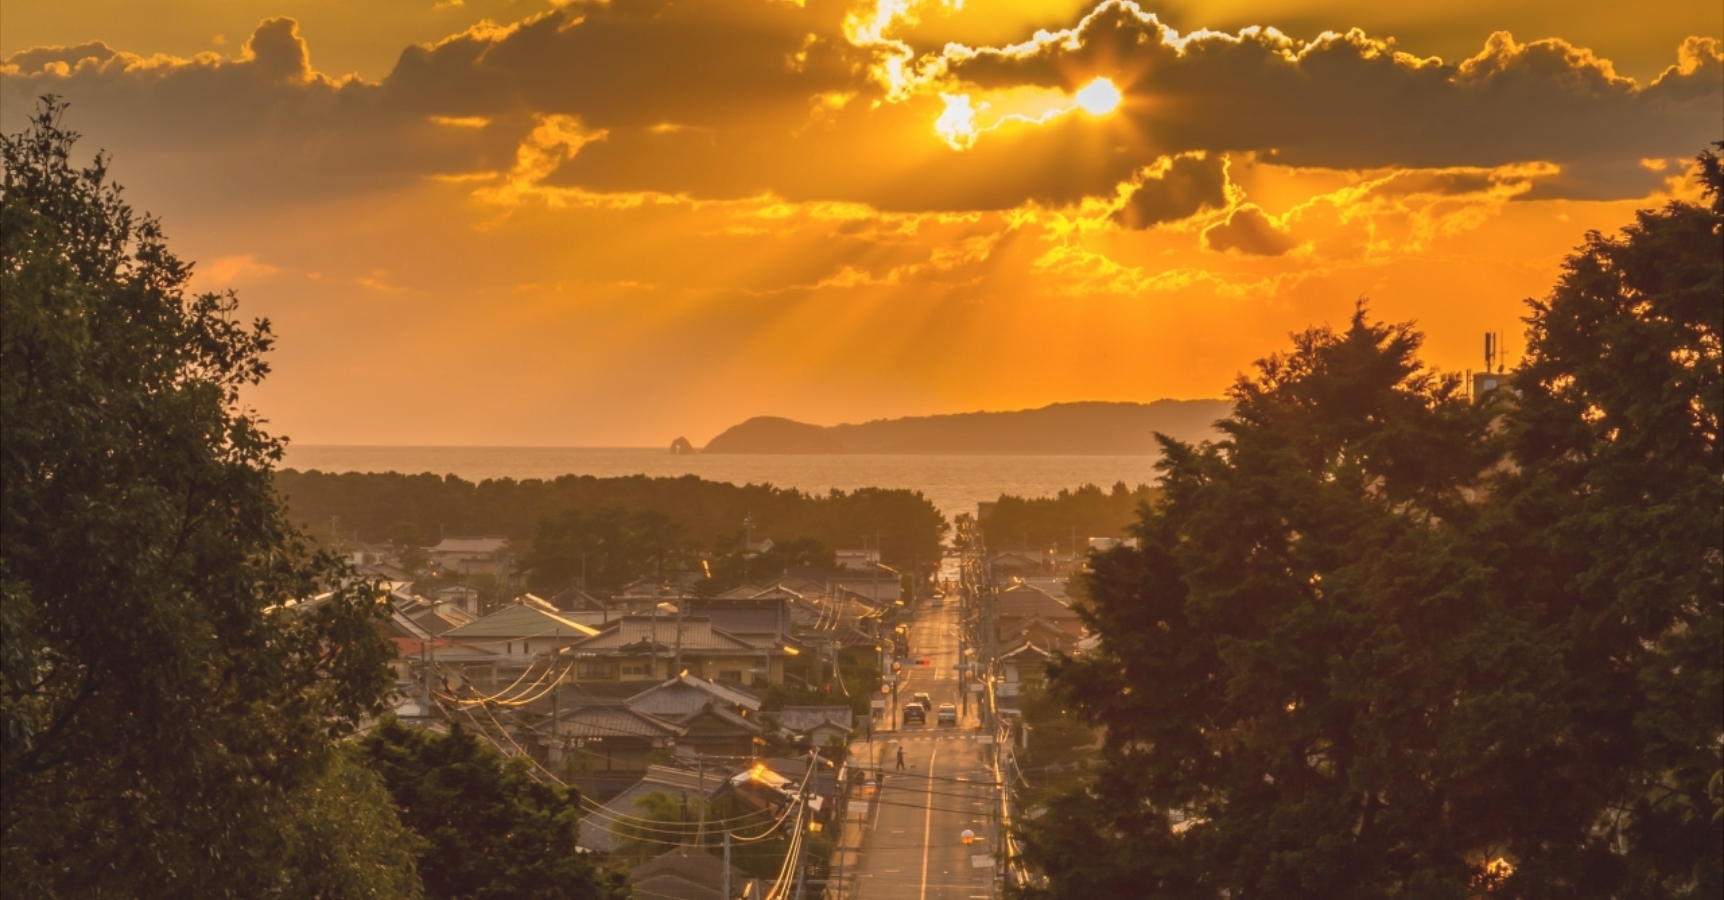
[381,0,873,129]
[937,2,1722,195]
[3,1,1718,216]
[1204,205,1296,256]
[1111,153,1228,229]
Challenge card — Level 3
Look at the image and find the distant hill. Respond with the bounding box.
[702,416,847,454]
[698,401,1230,455]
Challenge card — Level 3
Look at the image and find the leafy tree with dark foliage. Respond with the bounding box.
[359,717,629,900]
[983,481,1157,552]
[697,533,839,595]
[273,469,948,570]
[1014,149,1722,898]
[1497,143,1722,893]
[518,506,690,593]
[2,99,407,896]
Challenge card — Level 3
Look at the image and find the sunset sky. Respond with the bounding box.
[3,0,1718,446]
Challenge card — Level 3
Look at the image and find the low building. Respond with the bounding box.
[579,765,735,854]
[429,536,512,582]
[442,601,600,664]
[994,583,1084,652]
[989,551,1043,581]
[563,615,799,687]
[628,847,741,900]
[997,642,1056,700]
[432,584,482,615]
[777,706,854,749]
[540,704,685,775]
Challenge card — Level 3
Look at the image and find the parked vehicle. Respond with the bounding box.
[936,703,957,726]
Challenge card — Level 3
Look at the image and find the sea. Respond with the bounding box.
[280,446,1164,522]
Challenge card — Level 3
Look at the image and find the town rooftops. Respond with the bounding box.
[777,706,854,735]
[999,641,1057,662]
[542,704,686,741]
[995,583,1077,619]
[443,603,599,640]
[566,616,761,653]
[628,673,763,715]
[430,536,509,555]
[581,765,736,853]
[628,846,728,900]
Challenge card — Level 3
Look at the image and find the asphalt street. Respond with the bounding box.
[847,593,1000,900]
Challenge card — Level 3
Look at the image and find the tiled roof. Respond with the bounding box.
[431,536,508,554]
[678,702,760,734]
[628,674,763,715]
[995,585,1077,619]
[999,641,1057,661]
[544,704,685,740]
[1002,614,1078,640]
[580,766,734,853]
[689,604,783,637]
[777,706,854,734]
[444,603,599,640]
[569,616,757,653]
[630,847,726,894]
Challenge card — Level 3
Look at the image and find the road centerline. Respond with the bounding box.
[920,740,941,900]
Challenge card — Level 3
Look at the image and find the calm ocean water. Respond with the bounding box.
[280,446,1164,521]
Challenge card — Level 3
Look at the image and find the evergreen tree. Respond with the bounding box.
[1014,149,1722,898]
[2,98,405,896]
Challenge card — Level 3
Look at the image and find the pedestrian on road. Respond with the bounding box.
[896,747,905,770]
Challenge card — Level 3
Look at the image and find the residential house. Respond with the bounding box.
[777,706,854,750]
[430,535,511,579]
[996,642,1056,703]
[562,615,797,687]
[994,583,1084,652]
[989,551,1043,582]
[579,764,735,853]
[628,847,743,900]
[539,704,684,776]
[432,584,482,615]
[626,675,764,759]
[442,601,599,667]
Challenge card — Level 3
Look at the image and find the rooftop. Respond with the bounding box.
[444,603,599,640]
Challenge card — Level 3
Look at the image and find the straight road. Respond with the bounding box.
[847,590,1000,900]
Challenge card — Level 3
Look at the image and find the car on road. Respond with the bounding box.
[903,705,926,726]
[936,703,957,726]
[910,692,933,711]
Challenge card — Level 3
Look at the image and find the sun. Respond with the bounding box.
[1074,77,1122,115]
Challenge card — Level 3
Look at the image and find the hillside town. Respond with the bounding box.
[345,514,1111,897]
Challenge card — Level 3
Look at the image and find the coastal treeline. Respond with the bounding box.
[1016,148,1723,897]
[982,482,1158,552]
[274,468,948,570]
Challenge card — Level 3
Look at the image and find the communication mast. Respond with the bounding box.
[1473,331,1509,398]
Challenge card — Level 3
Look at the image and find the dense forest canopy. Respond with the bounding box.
[981,482,1158,552]
[274,469,948,570]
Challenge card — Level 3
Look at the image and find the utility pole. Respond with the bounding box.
[722,830,732,900]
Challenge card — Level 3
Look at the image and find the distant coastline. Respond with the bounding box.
[690,399,1229,455]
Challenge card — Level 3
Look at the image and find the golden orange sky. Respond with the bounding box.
[3,0,1718,446]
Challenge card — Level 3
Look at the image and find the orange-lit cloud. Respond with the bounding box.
[0,1,1718,445]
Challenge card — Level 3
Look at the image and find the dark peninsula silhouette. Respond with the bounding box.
[697,400,1229,454]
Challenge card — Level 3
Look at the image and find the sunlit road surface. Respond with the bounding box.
[848,596,999,900]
